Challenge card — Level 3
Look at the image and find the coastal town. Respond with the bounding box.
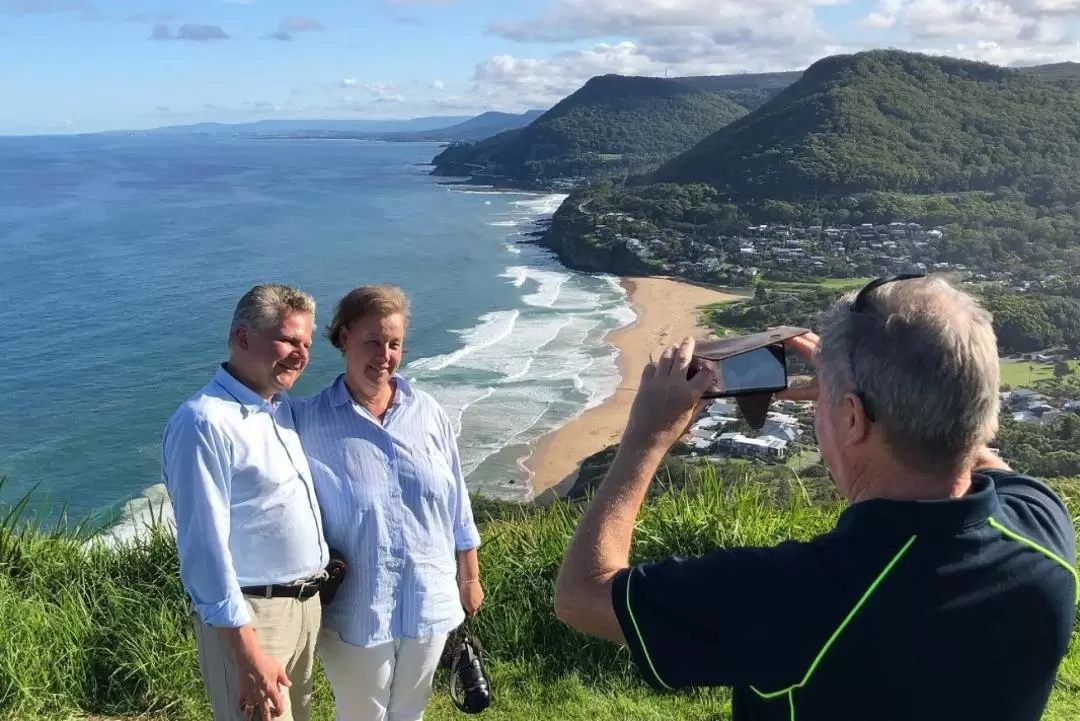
[590,211,1071,293]
[684,398,812,464]
[684,380,1080,468]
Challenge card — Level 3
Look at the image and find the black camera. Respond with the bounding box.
[449,626,492,714]
[320,549,348,606]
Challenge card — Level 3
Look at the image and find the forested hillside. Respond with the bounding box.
[652,50,1080,204]
[430,71,796,188]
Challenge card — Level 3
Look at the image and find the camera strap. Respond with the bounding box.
[449,616,493,714]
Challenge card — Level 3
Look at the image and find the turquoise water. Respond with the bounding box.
[0,135,633,524]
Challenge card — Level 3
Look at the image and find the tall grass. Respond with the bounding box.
[1,471,1078,721]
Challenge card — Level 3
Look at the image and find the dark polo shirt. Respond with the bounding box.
[611,470,1078,721]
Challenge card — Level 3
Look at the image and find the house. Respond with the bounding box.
[1007,389,1038,410]
[708,400,739,417]
[765,411,799,427]
[693,416,724,431]
[691,427,718,442]
[760,422,799,443]
[716,432,788,459]
[1013,409,1062,424]
[1013,411,1042,423]
[688,437,713,452]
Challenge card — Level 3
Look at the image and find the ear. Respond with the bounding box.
[841,392,872,446]
[338,325,350,352]
[234,326,250,351]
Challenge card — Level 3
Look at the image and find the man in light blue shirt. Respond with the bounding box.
[162,284,329,721]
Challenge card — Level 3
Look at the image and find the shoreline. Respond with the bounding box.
[524,275,747,499]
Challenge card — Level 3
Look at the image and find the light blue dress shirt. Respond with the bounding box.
[161,365,330,628]
[292,374,482,648]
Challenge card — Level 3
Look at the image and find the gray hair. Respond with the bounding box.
[228,283,316,348]
[817,274,999,474]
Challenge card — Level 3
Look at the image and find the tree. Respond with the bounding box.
[1062,414,1078,441]
[754,283,770,302]
[1055,361,1072,379]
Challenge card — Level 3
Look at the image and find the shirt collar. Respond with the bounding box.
[834,472,1002,536]
[213,364,279,416]
[328,372,414,409]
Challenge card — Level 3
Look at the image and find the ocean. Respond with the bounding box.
[0,134,634,531]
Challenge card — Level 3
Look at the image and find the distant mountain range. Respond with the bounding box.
[99,110,547,143]
[110,116,473,135]
[429,71,801,188]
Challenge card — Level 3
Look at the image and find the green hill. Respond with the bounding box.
[430,72,783,188]
[3,466,1080,721]
[651,50,1080,204]
[1024,61,1080,90]
[675,70,803,110]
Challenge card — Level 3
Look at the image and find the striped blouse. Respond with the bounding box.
[291,373,481,648]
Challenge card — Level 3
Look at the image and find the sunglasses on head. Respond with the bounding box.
[850,273,927,314]
[846,273,926,421]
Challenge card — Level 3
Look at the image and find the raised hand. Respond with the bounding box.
[623,337,716,451]
[775,331,821,403]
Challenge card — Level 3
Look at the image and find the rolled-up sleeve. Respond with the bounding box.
[439,408,481,551]
[162,410,250,628]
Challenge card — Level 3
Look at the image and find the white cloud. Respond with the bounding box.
[266,15,324,40]
[467,38,840,111]
[479,0,840,105]
[430,79,446,90]
[861,0,904,26]
[151,23,231,41]
[363,82,407,103]
[341,78,358,88]
[861,0,1080,42]
[280,15,323,32]
[488,0,833,44]
[466,0,1080,113]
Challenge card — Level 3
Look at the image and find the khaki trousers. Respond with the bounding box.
[192,594,322,721]
[316,628,448,721]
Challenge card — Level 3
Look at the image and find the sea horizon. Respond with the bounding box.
[0,135,635,537]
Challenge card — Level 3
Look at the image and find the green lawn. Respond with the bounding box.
[1000,359,1080,388]
[2,470,1079,721]
[818,277,871,290]
[760,278,869,294]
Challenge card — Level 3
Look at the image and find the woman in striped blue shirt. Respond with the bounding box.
[292,284,484,721]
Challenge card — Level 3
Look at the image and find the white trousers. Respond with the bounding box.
[317,629,448,721]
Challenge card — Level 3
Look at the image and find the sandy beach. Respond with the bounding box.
[526,276,746,498]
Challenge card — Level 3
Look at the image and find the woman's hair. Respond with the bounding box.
[325,284,410,351]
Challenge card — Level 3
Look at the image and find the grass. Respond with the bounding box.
[818,277,871,290]
[999,359,1080,388]
[763,278,870,293]
[1,470,1078,721]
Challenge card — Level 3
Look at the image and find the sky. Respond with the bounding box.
[2,0,1079,135]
